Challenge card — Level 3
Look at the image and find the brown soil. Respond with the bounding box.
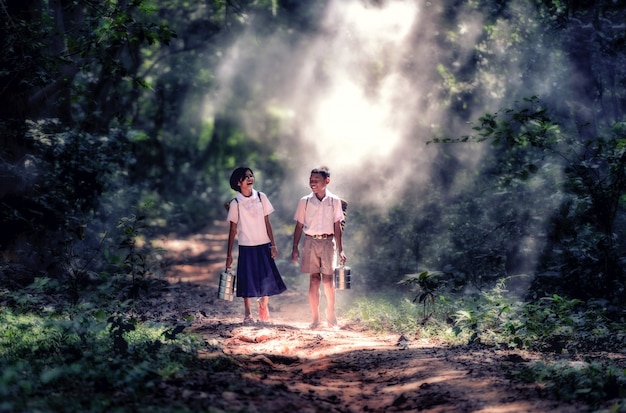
[153,222,598,413]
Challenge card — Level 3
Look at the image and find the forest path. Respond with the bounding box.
[154,222,589,413]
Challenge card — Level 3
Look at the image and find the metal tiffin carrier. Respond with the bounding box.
[217,268,237,301]
[334,265,351,290]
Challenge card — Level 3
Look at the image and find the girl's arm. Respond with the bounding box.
[265,215,278,259]
[226,221,237,270]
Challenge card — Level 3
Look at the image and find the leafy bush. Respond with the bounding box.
[513,360,626,406]
[0,306,214,412]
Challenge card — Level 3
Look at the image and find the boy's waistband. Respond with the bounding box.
[306,233,334,239]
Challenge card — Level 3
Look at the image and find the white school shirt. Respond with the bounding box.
[293,190,343,236]
[226,190,274,246]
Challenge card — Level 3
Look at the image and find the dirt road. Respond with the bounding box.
[154,224,591,413]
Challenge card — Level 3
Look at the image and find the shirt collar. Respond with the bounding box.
[237,189,257,201]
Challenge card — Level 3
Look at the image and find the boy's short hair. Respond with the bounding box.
[311,166,330,179]
[229,167,253,191]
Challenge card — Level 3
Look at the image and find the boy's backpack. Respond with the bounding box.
[339,199,347,231]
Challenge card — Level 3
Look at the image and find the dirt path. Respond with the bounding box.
[155,223,591,413]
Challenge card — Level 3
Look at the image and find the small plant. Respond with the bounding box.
[117,212,149,300]
[453,309,481,343]
[402,270,442,319]
[106,203,162,303]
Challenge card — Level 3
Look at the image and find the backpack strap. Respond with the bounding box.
[304,195,348,230]
[225,191,264,217]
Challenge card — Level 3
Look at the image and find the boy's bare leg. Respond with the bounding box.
[309,274,322,326]
[322,273,337,325]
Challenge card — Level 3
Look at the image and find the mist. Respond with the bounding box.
[206,0,570,200]
[202,0,593,284]
[208,1,434,204]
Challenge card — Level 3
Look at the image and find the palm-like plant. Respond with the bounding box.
[403,271,442,320]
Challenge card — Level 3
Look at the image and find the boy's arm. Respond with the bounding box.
[291,221,304,263]
[334,220,347,264]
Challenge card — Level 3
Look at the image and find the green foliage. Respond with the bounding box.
[342,284,626,407]
[356,275,626,354]
[345,295,422,334]
[444,279,626,353]
[0,120,131,275]
[450,278,523,345]
[514,360,626,406]
[0,281,240,412]
[517,294,584,352]
[431,96,626,302]
[1,0,177,127]
[115,210,152,300]
[2,0,626,408]
[0,307,208,412]
[401,271,443,319]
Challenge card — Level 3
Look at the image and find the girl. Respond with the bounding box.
[226,167,287,324]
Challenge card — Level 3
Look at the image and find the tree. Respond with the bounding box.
[0,0,175,272]
[433,97,626,302]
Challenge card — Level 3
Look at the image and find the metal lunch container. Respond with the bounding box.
[217,270,237,301]
[334,265,351,290]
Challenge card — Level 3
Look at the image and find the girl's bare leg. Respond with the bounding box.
[258,296,270,321]
[243,298,252,322]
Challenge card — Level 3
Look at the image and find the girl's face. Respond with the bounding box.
[238,170,254,192]
[309,172,329,195]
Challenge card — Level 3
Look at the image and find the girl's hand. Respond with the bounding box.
[270,245,278,259]
[226,255,233,270]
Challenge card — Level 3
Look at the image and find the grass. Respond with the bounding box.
[343,291,465,344]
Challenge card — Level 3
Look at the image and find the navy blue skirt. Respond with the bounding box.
[236,243,287,298]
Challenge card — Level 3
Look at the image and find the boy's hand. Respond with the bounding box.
[291,247,300,263]
[338,250,347,265]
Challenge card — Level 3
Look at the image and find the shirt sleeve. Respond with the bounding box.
[226,199,238,223]
[293,197,306,223]
[333,196,344,223]
[259,192,275,216]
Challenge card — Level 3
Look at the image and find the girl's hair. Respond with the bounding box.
[311,166,330,179]
[229,167,253,191]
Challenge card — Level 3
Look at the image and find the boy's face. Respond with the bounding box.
[309,172,329,195]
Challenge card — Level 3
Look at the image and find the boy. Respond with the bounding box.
[291,166,347,329]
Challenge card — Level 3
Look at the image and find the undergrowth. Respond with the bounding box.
[0,207,235,413]
[346,273,626,409]
[513,360,626,406]
[0,305,230,413]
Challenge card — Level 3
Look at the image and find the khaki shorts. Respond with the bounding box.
[300,236,335,275]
